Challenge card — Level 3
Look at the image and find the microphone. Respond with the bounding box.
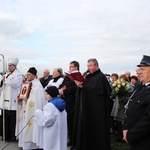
[83,70,89,76]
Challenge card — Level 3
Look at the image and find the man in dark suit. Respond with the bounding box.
[123,55,150,150]
[40,69,52,88]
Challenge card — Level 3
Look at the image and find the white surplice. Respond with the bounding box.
[45,77,64,89]
[34,102,67,150]
[0,69,23,110]
[16,78,46,150]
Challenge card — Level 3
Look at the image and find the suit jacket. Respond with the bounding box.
[40,75,53,88]
[123,83,150,150]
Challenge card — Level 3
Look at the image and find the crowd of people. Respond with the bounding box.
[0,55,150,150]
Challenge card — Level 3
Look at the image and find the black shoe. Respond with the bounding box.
[6,140,11,142]
[70,146,76,149]
[67,140,72,146]
[2,139,11,142]
[116,138,125,143]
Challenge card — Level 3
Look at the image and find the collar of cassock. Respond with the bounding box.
[145,82,150,86]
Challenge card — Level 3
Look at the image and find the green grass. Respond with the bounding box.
[111,135,130,150]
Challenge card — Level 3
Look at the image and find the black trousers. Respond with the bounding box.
[0,110,16,141]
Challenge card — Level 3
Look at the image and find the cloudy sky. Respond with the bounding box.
[0,0,149,76]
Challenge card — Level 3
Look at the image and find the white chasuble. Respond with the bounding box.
[16,78,46,150]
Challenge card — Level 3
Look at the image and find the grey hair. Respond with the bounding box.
[57,67,63,75]
[87,58,99,67]
[44,69,50,73]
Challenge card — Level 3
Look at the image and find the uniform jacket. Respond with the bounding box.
[123,83,150,150]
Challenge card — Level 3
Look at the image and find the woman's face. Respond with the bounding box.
[131,78,137,85]
[120,77,125,82]
[111,76,117,82]
[52,69,60,78]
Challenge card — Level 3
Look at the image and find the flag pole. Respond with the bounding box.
[0,54,5,142]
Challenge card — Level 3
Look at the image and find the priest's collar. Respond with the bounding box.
[87,69,101,78]
[53,76,61,82]
[145,82,150,86]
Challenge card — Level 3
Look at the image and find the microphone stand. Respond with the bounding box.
[0,54,5,142]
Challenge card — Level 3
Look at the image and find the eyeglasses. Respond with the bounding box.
[69,66,75,68]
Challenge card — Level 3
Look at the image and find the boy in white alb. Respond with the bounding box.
[34,86,67,150]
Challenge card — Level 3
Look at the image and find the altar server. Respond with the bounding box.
[35,86,67,150]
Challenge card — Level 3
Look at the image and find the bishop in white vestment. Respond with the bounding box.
[0,57,23,141]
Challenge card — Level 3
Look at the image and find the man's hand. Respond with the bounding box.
[2,75,5,81]
[59,89,64,95]
[123,130,128,142]
[74,80,83,88]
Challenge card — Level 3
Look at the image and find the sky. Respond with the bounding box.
[0,0,150,77]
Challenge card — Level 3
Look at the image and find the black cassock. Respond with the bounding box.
[59,76,77,144]
[73,69,111,150]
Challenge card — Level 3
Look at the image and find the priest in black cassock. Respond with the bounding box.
[74,58,112,150]
[59,61,79,147]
